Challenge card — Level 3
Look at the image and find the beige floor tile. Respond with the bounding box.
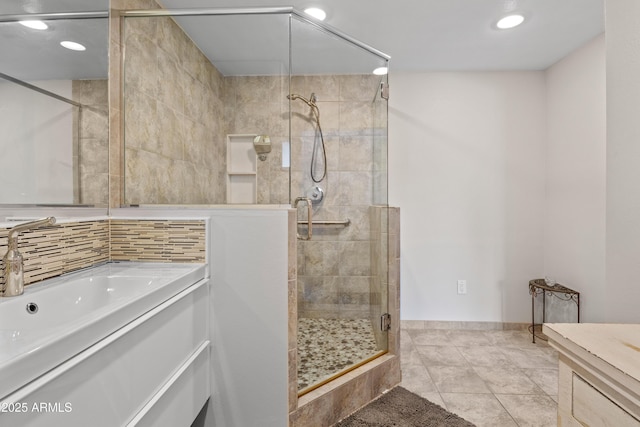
[400,326,559,427]
[400,364,438,394]
[400,329,414,352]
[473,366,546,395]
[499,347,559,369]
[496,393,558,427]
[400,346,424,368]
[444,329,493,346]
[400,386,446,408]
[419,392,447,409]
[407,329,452,346]
[427,366,492,394]
[522,368,559,396]
[441,393,518,427]
[483,330,537,347]
[457,345,517,367]
[415,345,470,366]
[538,346,560,361]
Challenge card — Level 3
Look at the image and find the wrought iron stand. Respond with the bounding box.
[528,279,580,343]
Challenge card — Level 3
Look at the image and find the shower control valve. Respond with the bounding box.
[306,186,324,205]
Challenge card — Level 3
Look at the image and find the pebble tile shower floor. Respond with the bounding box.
[297,318,380,390]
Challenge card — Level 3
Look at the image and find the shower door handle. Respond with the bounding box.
[294,197,313,240]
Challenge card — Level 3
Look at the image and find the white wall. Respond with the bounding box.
[605,0,640,323]
[0,80,74,204]
[544,34,606,322]
[389,72,547,322]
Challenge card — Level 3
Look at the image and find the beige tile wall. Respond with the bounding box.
[289,74,383,320]
[122,14,226,204]
[224,75,290,204]
[370,206,390,350]
[0,219,206,295]
[73,79,109,205]
[170,69,385,321]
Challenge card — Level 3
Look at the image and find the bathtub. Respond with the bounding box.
[0,261,207,403]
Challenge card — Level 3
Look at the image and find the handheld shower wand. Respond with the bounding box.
[288,92,326,183]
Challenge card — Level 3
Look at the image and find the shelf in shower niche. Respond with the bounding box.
[297,219,351,226]
[227,134,258,174]
[227,134,258,203]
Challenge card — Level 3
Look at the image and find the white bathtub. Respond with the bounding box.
[0,261,206,401]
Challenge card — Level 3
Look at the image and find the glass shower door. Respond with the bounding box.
[290,14,391,394]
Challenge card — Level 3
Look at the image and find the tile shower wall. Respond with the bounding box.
[370,206,388,349]
[0,219,206,295]
[222,73,384,319]
[73,79,109,205]
[223,75,290,204]
[291,75,382,319]
[121,5,226,204]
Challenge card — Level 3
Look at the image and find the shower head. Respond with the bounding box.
[287,93,317,108]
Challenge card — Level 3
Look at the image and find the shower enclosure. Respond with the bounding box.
[289,14,391,393]
[119,3,391,404]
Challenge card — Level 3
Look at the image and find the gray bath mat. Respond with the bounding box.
[335,386,476,427]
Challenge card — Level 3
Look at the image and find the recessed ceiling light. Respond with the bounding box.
[304,7,326,21]
[19,20,48,30]
[496,14,525,29]
[60,41,86,51]
[373,67,388,76]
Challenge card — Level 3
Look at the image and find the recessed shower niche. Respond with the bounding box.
[226,134,258,204]
[118,5,396,426]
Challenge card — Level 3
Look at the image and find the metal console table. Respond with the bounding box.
[528,279,580,343]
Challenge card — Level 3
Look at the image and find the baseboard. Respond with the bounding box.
[400,320,529,331]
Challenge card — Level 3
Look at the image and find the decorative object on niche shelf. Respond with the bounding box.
[529,278,580,343]
[253,134,271,161]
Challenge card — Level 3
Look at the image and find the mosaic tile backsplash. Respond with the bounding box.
[0,219,206,294]
[110,220,206,262]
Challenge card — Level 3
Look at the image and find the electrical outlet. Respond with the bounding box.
[457,280,467,294]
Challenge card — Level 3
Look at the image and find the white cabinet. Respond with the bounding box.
[226,134,257,203]
[0,280,210,427]
[545,323,640,427]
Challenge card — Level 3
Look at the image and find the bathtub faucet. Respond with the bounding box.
[3,217,56,297]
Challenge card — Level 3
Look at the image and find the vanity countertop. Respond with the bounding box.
[544,323,640,386]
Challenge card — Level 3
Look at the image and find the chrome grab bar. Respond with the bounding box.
[294,197,312,240]
[297,219,350,227]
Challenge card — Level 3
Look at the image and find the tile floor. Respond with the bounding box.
[400,327,559,427]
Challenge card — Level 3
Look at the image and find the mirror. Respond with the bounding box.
[0,1,109,206]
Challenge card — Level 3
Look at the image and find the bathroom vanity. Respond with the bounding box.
[0,262,209,427]
[544,323,640,426]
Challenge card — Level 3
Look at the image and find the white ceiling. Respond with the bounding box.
[0,0,604,81]
[161,0,605,71]
[0,0,108,80]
